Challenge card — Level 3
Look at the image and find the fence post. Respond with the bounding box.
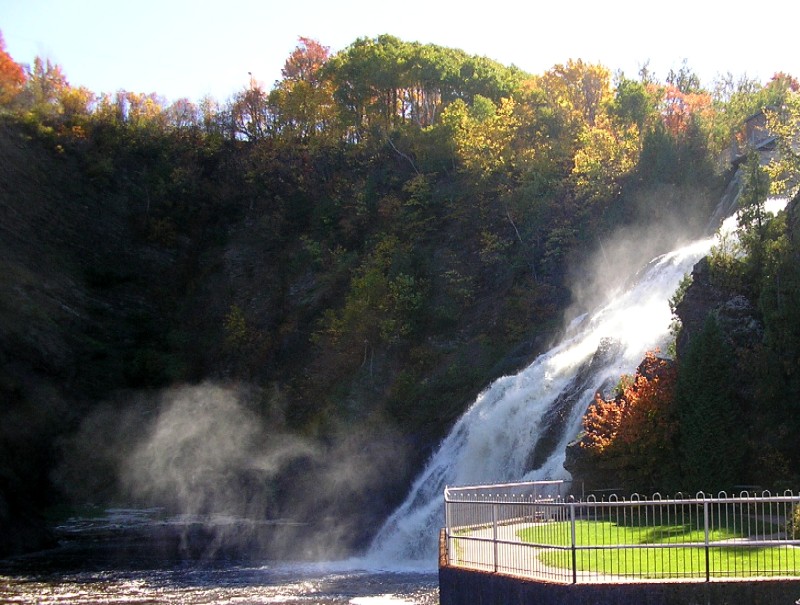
[443,487,451,565]
[492,502,498,573]
[703,498,710,582]
[570,498,577,584]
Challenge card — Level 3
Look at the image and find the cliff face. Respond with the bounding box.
[0,123,174,393]
[673,257,764,359]
[675,194,800,363]
[0,122,183,554]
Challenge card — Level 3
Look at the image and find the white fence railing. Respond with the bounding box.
[443,482,800,583]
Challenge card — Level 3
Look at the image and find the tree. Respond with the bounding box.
[317,233,418,350]
[674,314,741,492]
[710,73,775,155]
[666,59,702,94]
[737,149,770,272]
[538,59,612,130]
[569,75,663,204]
[607,77,657,133]
[402,43,455,126]
[23,56,70,120]
[166,97,200,130]
[198,94,227,138]
[58,85,94,124]
[0,31,25,106]
[766,89,800,197]
[231,74,271,140]
[453,54,523,105]
[440,96,520,177]
[282,36,329,83]
[324,36,523,141]
[572,115,639,203]
[582,388,626,453]
[269,37,336,141]
[119,91,167,131]
[581,353,678,489]
[660,85,712,137]
[324,35,406,140]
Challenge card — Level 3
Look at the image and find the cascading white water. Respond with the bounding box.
[367,199,788,567]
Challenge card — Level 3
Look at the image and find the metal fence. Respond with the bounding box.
[443,482,800,583]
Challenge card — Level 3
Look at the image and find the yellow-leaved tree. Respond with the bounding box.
[440,95,519,177]
[269,37,337,142]
[767,89,800,197]
[572,116,640,202]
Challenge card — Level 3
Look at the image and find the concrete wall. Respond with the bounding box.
[439,566,800,605]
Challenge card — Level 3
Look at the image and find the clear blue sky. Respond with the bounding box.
[1,0,798,104]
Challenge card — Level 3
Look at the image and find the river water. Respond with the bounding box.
[0,510,439,604]
[0,564,438,605]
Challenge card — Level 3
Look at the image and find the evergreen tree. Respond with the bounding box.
[675,314,742,492]
[737,150,771,287]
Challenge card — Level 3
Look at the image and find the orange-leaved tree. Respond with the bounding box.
[581,352,678,490]
[0,31,25,106]
[661,85,712,137]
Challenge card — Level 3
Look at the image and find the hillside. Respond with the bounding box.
[1,34,799,557]
[0,121,714,556]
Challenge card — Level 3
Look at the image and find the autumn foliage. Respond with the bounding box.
[0,32,25,105]
[581,352,678,488]
[660,85,712,136]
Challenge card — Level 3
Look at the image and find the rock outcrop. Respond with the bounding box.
[673,256,763,360]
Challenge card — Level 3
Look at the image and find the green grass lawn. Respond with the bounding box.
[517,519,800,578]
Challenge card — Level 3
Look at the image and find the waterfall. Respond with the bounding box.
[366,198,789,567]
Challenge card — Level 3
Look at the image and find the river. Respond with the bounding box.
[0,509,439,604]
[0,564,438,604]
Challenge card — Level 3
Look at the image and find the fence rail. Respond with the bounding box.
[443,482,800,583]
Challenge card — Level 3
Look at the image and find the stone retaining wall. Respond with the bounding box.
[439,566,800,605]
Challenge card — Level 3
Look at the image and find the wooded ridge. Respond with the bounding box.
[1,32,799,557]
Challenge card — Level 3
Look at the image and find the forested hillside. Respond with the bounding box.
[1,32,799,556]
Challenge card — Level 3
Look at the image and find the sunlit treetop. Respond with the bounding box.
[281,37,330,85]
[0,31,25,105]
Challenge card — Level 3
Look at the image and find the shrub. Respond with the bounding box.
[788,504,800,539]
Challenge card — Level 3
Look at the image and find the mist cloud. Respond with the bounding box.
[54,382,409,560]
[565,184,709,324]
[121,384,311,517]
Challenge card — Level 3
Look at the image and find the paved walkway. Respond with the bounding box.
[449,522,583,582]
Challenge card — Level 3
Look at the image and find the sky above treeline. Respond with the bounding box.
[1,0,799,103]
